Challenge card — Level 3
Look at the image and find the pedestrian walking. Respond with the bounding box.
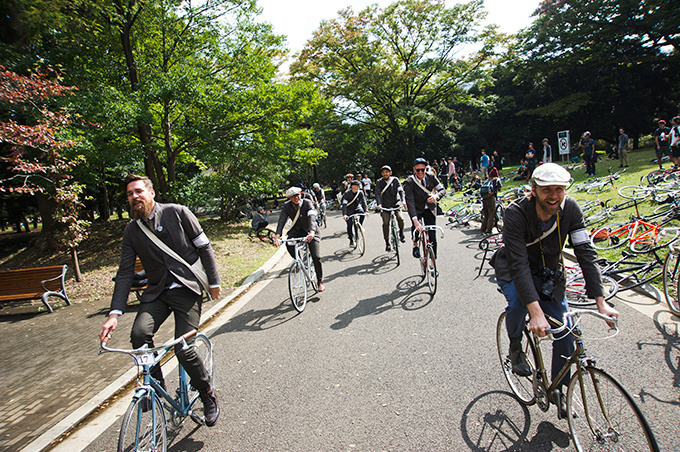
[618,128,629,168]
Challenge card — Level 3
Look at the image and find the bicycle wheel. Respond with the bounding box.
[494,204,505,232]
[630,226,680,253]
[566,367,658,452]
[615,261,663,291]
[390,220,400,266]
[617,186,650,200]
[587,182,612,194]
[591,223,631,250]
[496,312,537,405]
[663,252,680,316]
[188,334,214,400]
[118,391,167,452]
[425,245,437,295]
[566,275,618,307]
[288,262,307,312]
[356,223,366,256]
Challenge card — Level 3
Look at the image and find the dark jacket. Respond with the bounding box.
[275,198,321,241]
[491,195,604,306]
[341,189,367,216]
[374,176,405,209]
[403,173,445,220]
[111,203,220,313]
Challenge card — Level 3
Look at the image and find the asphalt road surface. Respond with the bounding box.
[79,209,679,452]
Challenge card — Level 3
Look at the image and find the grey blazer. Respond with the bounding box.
[110,203,220,313]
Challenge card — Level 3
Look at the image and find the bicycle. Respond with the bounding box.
[662,244,680,316]
[282,236,319,312]
[496,310,659,451]
[590,216,680,253]
[381,207,403,266]
[416,219,444,295]
[248,227,275,244]
[564,265,619,307]
[346,213,366,256]
[315,201,327,228]
[99,329,214,452]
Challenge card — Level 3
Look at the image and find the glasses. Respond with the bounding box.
[414,168,426,173]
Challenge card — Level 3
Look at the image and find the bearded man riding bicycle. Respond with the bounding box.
[490,163,618,417]
[403,158,445,259]
[375,165,407,252]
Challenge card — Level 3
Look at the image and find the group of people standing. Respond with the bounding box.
[655,116,680,170]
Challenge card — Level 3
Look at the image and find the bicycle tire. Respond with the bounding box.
[305,245,318,292]
[356,223,365,256]
[617,185,650,200]
[187,333,215,422]
[426,245,437,295]
[586,182,612,194]
[496,312,537,405]
[288,262,307,312]
[390,220,400,266]
[495,204,505,232]
[591,223,631,250]
[566,366,659,452]
[118,391,167,452]
[566,275,618,307]
[629,226,680,253]
[663,252,680,316]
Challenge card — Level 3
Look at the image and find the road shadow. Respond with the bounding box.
[330,275,431,330]
[211,296,307,335]
[460,390,570,451]
[323,255,399,283]
[636,310,680,396]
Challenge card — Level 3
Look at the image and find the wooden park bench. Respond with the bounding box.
[0,265,70,313]
[112,258,148,301]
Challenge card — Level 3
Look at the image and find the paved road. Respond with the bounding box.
[76,210,679,451]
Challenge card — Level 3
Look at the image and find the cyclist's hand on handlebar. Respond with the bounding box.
[527,301,550,337]
[305,231,314,243]
[413,218,423,233]
[595,296,619,328]
[376,205,381,211]
[274,235,281,247]
[209,286,222,300]
[99,314,118,344]
[343,215,348,221]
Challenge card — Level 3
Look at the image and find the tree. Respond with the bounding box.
[0,66,89,279]
[291,0,499,172]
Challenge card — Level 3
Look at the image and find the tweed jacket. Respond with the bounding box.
[275,198,321,241]
[110,203,220,313]
[403,173,445,220]
[374,177,405,209]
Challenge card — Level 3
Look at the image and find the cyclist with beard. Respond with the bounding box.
[99,174,222,427]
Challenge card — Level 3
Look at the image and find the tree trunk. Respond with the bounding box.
[35,193,59,252]
[70,247,83,282]
[99,180,110,221]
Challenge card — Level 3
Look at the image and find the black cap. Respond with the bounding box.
[350,180,361,186]
[413,158,427,166]
[380,165,392,172]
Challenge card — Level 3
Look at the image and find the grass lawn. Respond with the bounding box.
[0,217,278,307]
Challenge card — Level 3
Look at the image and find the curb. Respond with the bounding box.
[22,245,287,452]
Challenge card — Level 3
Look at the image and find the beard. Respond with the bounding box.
[130,199,154,220]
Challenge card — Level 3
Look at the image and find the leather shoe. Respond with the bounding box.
[317,279,325,292]
[558,393,568,419]
[385,243,392,252]
[349,240,355,247]
[509,342,532,377]
[399,232,406,243]
[412,246,420,258]
[200,386,220,427]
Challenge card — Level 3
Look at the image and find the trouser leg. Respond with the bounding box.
[346,219,354,241]
[380,211,390,243]
[540,296,574,388]
[308,240,323,280]
[131,298,172,384]
[396,210,405,234]
[498,280,528,342]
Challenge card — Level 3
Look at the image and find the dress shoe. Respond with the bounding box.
[317,279,325,292]
[412,246,420,258]
[199,386,220,427]
[385,243,392,252]
[509,342,532,377]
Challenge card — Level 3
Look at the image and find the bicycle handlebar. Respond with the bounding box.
[346,213,366,218]
[421,224,445,238]
[99,329,198,356]
[380,207,403,212]
[545,310,618,336]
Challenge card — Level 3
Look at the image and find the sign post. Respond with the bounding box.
[557,130,570,163]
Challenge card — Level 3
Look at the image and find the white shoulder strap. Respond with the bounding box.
[381,177,395,197]
[136,220,210,294]
[525,221,558,247]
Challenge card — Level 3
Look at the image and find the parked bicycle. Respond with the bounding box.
[283,236,319,312]
[346,213,366,256]
[590,216,680,253]
[381,207,403,266]
[415,220,444,295]
[662,244,680,316]
[496,310,659,451]
[99,329,214,452]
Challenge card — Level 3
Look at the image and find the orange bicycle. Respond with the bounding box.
[590,217,680,253]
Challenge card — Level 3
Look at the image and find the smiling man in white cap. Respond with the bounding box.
[490,163,618,418]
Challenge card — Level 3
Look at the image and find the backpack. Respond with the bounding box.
[480,180,495,199]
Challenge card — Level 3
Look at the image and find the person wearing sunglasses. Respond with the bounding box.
[403,158,445,259]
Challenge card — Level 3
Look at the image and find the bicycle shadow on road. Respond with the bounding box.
[460,390,570,451]
[323,255,399,283]
[637,310,680,393]
[330,275,430,330]
[211,297,306,335]
[167,423,203,452]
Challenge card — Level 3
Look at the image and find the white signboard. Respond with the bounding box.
[557,130,570,155]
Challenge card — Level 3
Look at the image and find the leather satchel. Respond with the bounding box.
[136,220,212,298]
